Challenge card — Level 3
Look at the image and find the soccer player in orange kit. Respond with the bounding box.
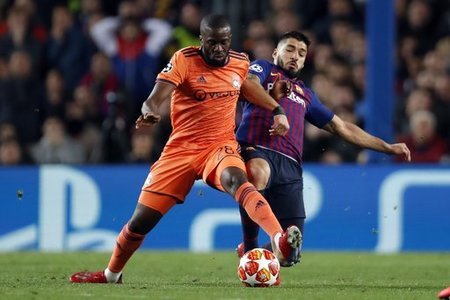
[70,14,301,284]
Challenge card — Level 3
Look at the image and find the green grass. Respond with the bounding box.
[0,251,448,299]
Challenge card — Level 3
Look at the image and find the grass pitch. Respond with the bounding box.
[0,251,448,300]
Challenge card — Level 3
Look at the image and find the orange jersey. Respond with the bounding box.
[157,46,249,149]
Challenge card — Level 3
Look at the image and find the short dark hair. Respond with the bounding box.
[200,14,230,31]
[278,31,311,47]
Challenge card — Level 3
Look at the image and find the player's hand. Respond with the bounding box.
[270,78,291,101]
[269,114,289,136]
[390,143,411,162]
[135,112,161,128]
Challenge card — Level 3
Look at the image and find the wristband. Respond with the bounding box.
[272,105,285,116]
[141,102,151,115]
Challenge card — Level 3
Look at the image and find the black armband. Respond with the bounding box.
[272,105,285,116]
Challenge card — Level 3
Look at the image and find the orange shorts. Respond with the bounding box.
[139,139,245,207]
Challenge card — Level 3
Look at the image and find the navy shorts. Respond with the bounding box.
[239,144,305,219]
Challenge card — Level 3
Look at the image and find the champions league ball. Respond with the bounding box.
[237,248,280,287]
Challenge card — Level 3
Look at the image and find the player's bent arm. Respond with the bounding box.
[323,115,411,161]
[142,81,175,114]
[136,81,176,128]
[241,74,280,111]
[241,74,290,135]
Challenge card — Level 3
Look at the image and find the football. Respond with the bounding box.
[237,248,280,287]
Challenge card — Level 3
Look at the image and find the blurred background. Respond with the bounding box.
[0,0,449,253]
[0,0,449,166]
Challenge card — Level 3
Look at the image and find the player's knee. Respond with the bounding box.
[220,166,248,195]
[128,204,163,235]
[246,160,270,190]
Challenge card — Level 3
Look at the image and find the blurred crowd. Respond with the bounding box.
[0,0,449,166]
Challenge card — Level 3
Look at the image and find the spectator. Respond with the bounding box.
[43,69,69,120]
[313,0,361,44]
[398,0,437,55]
[0,122,32,166]
[126,127,156,164]
[0,50,43,145]
[0,122,18,141]
[396,88,433,135]
[0,136,32,165]
[30,117,86,164]
[0,0,448,165]
[396,110,448,163]
[89,0,172,115]
[65,88,103,163]
[327,18,354,58]
[13,0,47,39]
[79,52,125,119]
[242,20,273,60]
[75,0,104,33]
[46,5,91,91]
[0,5,45,75]
[163,1,202,60]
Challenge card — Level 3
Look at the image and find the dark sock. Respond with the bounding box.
[239,205,260,251]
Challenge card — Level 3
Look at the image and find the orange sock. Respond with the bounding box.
[107,224,145,273]
[234,182,282,238]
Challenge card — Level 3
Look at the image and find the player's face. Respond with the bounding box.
[273,38,308,78]
[200,27,232,66]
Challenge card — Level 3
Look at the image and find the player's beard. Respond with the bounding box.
[277,57,301,79]
[201,48,229,67]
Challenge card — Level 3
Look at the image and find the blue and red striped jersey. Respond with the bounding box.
[236,59,334,164]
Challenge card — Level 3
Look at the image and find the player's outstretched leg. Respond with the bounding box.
[439,286,450,300]
[70,223,145,284]
[70,198,174,284]
[271,225,302,267]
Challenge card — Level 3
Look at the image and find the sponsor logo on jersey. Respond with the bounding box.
[193,89,240,101]
[287,91,306,107]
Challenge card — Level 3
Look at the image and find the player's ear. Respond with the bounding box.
[199,35,203,43]
[272,48,278,60]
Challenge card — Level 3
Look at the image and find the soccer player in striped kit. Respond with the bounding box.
[236,31,411,265]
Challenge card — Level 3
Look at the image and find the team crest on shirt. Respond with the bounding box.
[161,62,173,73]
[232,78,241,89]
[294,84,304,96]
[249,64,263,72]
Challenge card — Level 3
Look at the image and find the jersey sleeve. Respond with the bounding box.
[248,59,272,83]
[156,50,187,86]
[305,91,335,128]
